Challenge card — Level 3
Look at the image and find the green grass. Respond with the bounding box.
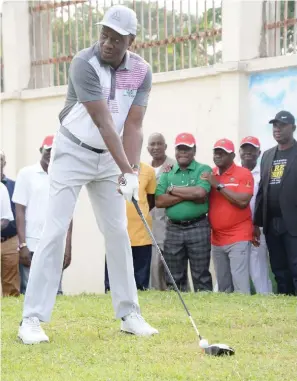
[2,292,296,381]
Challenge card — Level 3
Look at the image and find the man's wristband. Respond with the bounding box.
[216,184,225,191]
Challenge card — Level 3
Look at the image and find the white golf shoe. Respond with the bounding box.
[18,317,49,345]
[121,312,159,336]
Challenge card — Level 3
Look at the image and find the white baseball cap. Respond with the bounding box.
[97,5,137,36]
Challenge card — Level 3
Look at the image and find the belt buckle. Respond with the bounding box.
[181,220,190,226]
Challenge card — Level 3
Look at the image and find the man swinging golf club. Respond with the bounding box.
[18,4,158,344]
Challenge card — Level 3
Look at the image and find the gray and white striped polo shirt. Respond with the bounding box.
[59,42,152,149]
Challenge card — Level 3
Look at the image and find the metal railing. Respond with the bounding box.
[29,0,222,88]
[264,0,297,57]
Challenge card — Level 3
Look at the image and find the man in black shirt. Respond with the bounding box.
[254,110,297,295]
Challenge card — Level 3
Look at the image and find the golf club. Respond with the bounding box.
[132,197,235,357]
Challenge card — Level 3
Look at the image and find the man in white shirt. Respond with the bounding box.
[0,182,13,231]
[239,136,272,294]
[13,136,72,295]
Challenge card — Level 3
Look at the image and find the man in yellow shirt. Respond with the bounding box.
[105,162,157,291]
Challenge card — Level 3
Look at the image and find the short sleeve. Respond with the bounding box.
[155,172,169,196]
[132,65,152,107]
[238,171,254,195]
[196,165,212,193]
[69,57,105,103]
[12,169,30,207]
[0,184,13,220]
[146,168,157,195]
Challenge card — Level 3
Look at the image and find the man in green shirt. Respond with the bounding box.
[155,133,213,292]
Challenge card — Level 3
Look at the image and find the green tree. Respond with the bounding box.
[280,0,296,53]
[51,4,104,85]
[49,0,223,85]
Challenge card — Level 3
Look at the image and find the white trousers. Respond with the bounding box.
[23,131,139,322]
[249,231,272,294]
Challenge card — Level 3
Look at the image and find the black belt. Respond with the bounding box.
[60,126,108,154]
[1,235,15,243]
[168,214,207,226]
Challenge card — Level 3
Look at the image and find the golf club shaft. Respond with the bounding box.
[132,198,202,340]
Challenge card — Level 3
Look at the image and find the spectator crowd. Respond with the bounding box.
[1,110,296,297]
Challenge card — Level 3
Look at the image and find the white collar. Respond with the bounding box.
[251,164,260,175]
[33,162,47,174]
[238,161,260,175]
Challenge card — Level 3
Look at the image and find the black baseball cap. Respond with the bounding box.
[269,110,295,125]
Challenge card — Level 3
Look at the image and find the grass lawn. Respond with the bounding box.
[2,292,296,381]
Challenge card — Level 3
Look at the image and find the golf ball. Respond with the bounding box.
[199,339,209,349]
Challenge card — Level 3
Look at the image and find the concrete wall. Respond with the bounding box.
[248,66,297,154]
[1,55,297,294]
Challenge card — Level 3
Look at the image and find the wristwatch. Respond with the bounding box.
[18,242,27,251]
[216,183,225,191]
[130,164,140,175]
[131,164,140,170]
[167,185,175,194]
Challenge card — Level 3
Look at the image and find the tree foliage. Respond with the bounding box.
[279,0,296,53]
[50,1,222,85]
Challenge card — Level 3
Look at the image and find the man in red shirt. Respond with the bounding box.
[201,139,254,294]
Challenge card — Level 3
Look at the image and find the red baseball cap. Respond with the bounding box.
[41,135,54,149]
[175,133,196,148]
[214,138,235,153]
[240,136,260,148]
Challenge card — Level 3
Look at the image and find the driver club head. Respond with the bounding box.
[204,343,235,357]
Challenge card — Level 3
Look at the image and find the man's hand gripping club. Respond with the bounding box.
[118,172,139,202]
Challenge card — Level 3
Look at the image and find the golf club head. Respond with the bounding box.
[204,343,235,357]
